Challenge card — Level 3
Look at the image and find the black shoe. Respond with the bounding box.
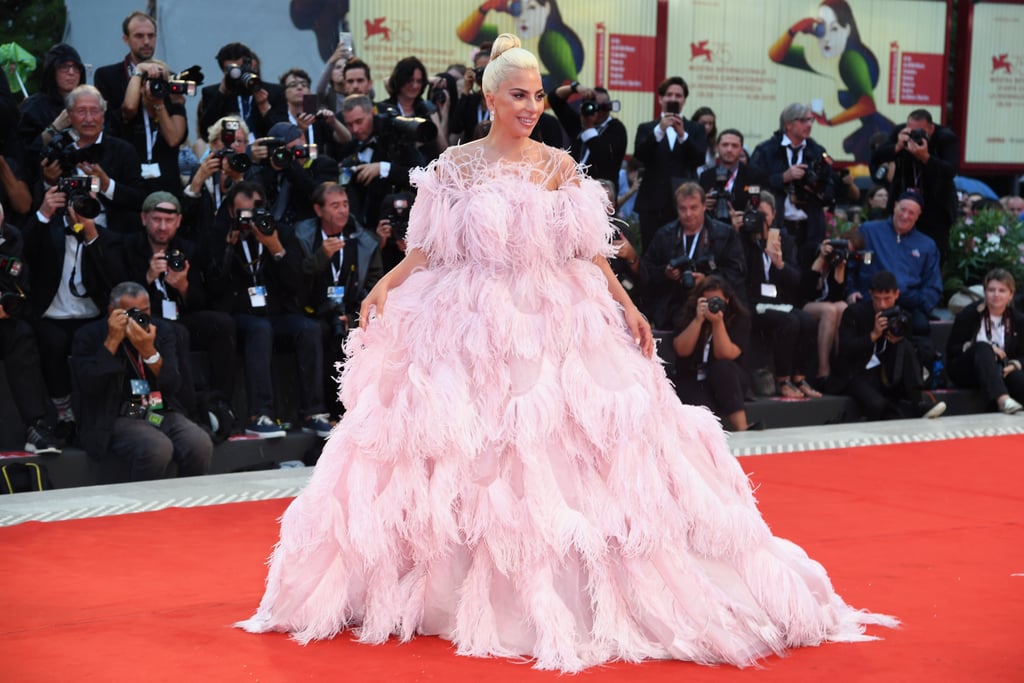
[25,421,62,455]
[54,419,77,447]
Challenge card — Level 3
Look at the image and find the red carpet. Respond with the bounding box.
[4,436,1023,682]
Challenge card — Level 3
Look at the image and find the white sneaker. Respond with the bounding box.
[999,397,1023,415]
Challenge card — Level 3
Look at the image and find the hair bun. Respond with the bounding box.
[490,33,522,60]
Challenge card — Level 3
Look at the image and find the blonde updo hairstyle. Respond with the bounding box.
[481,33,539,95]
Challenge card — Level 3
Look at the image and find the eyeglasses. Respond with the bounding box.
[57,63,80,73]
[285,80,310,89]
[795,116,815,123]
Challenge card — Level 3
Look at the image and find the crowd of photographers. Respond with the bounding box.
[2,11,1024,480]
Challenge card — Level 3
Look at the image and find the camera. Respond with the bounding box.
[907,128,928,145]
[668,254,714,289]
[789,154,830,205]
[147,77,196,98]
[163,249,187,272]
[42,129,103,173]
[707,296,726,314]
[473,66,485,81]
[225,60,261,96]
[374,105,437,146]
[316,299,349,339]
[263,138,317,167]
[0,291,26,316]
[823,239,873,267]
[708,166,733,223]
[213,148,251,173]
[384,195,411,239]
[741,187,765,234]
[57,176,102,219]
[126,307,151,331]
[236,207,276,236]
[429,84,448,106]
[580,99,620,117]
[879,305,910,338]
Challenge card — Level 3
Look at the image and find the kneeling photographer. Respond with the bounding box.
[248,122,338,229]
[296,182,383,418]
[637,182,745,330]
[672,276,757,431]
[835,270,945,421]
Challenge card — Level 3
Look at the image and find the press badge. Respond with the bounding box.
[248,285,267,308]
[760,283,778,299]
[141,162,161,179]
[147,411,164,427]
[130,379,151,396]
[148,391,164,410]
[327,286,345,302]
[162,299,179,320]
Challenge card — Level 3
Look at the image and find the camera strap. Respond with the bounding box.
[679,228,702,260]
[240,239,265,283]
[982,312,1008,350]
[142,108,158,163]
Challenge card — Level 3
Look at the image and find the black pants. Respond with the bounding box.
[31,315,100,399]
[947,342,1024,405]
[180,310,237,402]
[753,307,817,378]
[846,342,925,420]
[0,317,50,424]
[675,358,749,417]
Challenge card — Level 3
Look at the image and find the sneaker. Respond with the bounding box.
[25,422,62,455]
[918,392,947,419]
[245,415,286,439]
[999,397,1023,415]
[301,413,333,438]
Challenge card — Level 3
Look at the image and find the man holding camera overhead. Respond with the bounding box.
[197,42,288,142]
[206,181,330,439]
[750,102,835,248]
[122,191,237,424]
[71,280,213,482]
[547,81,627,193]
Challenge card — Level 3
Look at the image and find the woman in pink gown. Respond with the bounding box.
[237,34,896,672]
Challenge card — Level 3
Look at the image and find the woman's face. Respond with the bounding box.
[985,279,1014,314]
[518,1,551,39]
[484,67,544,138]
[869,188,889,209]
[697,114,715,136]
[331,60,347,87]
[400,68,426,100]
[817,6,851,59]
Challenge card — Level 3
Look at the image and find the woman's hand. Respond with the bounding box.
[624,305,653,358]
[359,278,390,330]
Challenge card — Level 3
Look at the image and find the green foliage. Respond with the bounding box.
[0,0,67,98]
[946,208,1024,293]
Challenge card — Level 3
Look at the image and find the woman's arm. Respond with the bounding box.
[593,254,653,357]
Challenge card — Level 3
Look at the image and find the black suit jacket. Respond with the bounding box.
[546,91,627,192]
[633,117,707,216]
[85,133,147,233]
[122,232,208,318]
[698,163,769,213]
[336,139,421,229]
[93,58,131,130]
[71,316,183,459]
[197,83,288,141]
[871,123,958,232]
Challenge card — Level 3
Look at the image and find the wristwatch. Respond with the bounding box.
[133,68,146,78]
[142,351,161,365]
[272,249,287,261]
[569,81,579,93]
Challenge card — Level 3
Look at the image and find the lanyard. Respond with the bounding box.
[322,229,343,284]
[288,112,316,146]
[142,108,158,162]
[680,228,702,260]
[123,345,147,380]
[724,165,739,193]
[240,239,264,283]
[762,251,772,281]
[983,311,1009,347]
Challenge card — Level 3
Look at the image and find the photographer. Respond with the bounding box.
[377,56,448,162]
[24,184,125,442]
[295,182,383,417]
[93,11,157,120]
[279,68,351,159]
[197,43,288,143]
[38,86,145,233]
[0,203,61,453]
[18,43,87,169]
[182,116,251,244]
[799,231,867,387]
[946,268,1024,415]
[338,94,425,230]
[633,76,708,248]
[698,129,768,221]
[450,45,491,144]
[847,191,941,338]
[71,281,212,482]
[248,122,339,229]
[637,182,745,330]
[672,275,756,431]
[835,270,945,420]
[870,109,958,265]
[118,59,188,196]
[750,102,836,248]
[740,192,821,399]
[206,181,330,439]
[122,192,238,425]
[546,82,627,191]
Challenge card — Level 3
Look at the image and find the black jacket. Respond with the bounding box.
[946,303,1024,370]
[871,123,958,232]
[546,90,627,192]
[698,163,769,213]
[197,83,288,142]
[121,232,208,319]
[633,117,707,216]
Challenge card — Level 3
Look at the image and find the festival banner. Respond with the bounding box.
[664,0,950,164]
[961,2,1024,168]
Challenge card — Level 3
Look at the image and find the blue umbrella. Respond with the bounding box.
[954,176,998,200]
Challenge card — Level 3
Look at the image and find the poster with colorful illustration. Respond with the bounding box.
[665,0,950,163]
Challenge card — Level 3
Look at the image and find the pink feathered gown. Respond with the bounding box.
[236,146,896,671]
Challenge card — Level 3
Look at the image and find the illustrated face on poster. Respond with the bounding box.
[518,0,551,39]
[816,6,851,59]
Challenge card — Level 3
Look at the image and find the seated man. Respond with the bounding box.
[71,281,213,482]
[834,270,946,421]
[847,190,942,338]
